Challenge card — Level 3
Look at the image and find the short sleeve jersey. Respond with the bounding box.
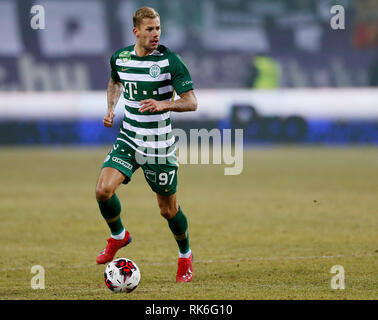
[109,44,193,158]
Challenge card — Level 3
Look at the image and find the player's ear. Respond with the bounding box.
[132,27,138,37]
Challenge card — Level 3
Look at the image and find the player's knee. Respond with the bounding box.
[160,210,173,219]
[159,205,179,220]
[95,184,114,201]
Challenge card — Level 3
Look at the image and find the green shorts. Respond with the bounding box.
[102,141,179,196]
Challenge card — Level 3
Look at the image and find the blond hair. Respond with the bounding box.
[133,7,160,28]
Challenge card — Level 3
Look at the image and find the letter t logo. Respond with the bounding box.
[124,81,137,100]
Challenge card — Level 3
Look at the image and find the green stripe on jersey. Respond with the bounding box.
[123,116,171,129]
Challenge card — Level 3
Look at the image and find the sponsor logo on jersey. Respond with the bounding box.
[181,80,193,86]
[149,64,161,78]
[104,155,111,163]
[111,156,133,170]
[119,51,131,62]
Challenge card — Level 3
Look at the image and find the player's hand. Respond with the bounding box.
[139,99,168,113]
[103,111,114,127]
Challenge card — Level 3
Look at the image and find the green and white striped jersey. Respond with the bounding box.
[110,44,194,159]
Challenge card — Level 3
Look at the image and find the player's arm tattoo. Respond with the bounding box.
[107,78,123,112]
[166,90,198,112]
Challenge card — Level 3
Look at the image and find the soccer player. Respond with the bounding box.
[95,7,197,283]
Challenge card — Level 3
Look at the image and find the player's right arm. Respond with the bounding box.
[104,51,123,128]
[104,78,123,128]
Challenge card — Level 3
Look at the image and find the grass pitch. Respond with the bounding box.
[0,146,377,300]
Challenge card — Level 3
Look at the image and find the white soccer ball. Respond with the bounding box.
[104,258,141,293]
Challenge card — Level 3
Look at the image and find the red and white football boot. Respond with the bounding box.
[176,253,193,282]
[96,231,132,264]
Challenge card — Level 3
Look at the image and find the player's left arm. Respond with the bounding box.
[139,89,197,113]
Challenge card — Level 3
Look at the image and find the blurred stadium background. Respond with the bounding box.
[0,0,377,144]
[0,0,378,300]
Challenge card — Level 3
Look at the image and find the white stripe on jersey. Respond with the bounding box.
[158,85,173,95]
[118,72,171,82]
[123,97,171,109]
[120,129,175,148]
[124,109,170,122]
[123,98,140,109]
[116,59,169,68]
[122,121,172,135]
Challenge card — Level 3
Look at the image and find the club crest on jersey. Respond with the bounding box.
[119,51,131,62]
[149,64,161,78]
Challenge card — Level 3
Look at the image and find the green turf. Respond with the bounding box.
[0,146,377,300]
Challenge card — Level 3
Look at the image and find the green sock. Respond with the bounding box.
[97,193,124,236]
[167,207,190,254]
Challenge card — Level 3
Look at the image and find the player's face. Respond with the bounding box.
[134,17,161,52]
